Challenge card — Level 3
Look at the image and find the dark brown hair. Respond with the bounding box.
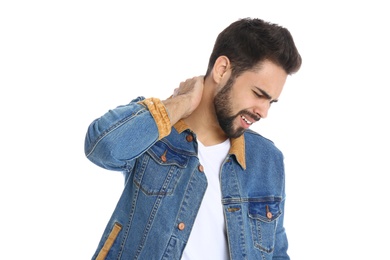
[206,18,302,78]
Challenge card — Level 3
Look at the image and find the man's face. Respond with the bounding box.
[214,60,287,138]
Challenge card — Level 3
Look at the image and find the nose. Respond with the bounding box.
[254,101,270,119]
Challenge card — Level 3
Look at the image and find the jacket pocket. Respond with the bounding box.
[248,199,282,253]
[133,140,189,196]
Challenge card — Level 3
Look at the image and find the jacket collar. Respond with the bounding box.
[174,120,246,170]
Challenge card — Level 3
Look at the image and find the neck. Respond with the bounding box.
[184,77,227,146]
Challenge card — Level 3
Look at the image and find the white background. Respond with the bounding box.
[1,1,389,259]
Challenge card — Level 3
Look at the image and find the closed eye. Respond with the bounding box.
[253,90,263,98]
[253,89,278,104]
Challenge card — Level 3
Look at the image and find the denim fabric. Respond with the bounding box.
[85,96,289,260]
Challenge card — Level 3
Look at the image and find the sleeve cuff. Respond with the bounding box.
[139,97,171,139]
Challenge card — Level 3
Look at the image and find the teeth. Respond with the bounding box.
[241,115,252,125]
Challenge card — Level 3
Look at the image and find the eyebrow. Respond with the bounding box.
[255,87,278,103]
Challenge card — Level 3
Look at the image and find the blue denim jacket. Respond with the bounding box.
[85,96,289,260]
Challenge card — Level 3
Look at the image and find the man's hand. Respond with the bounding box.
[163,76,204,125]
[172,76,204,116]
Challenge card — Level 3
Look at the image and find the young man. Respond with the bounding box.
[85,17,302,260]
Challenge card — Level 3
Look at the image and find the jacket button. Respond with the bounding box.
[178,222,185,230]
[186,135,194,142]
[161,151,167,162]
[266,205,273,219]
[198,165,204,172]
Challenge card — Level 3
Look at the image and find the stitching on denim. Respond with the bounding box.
[86,109,147,158]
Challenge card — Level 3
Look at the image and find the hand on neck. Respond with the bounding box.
[184,77,228,146]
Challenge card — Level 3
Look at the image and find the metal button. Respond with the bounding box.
[178,222,185,230]
[266,205,272,219]
[161,150,167,162]
[186,135,194,142]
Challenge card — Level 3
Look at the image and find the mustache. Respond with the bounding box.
[237,110,261,122]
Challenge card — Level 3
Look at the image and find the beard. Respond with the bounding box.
[214,76,247,138]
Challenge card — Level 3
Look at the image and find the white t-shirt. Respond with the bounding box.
[181,139,231,260]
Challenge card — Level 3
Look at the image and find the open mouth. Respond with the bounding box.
[241,115,253,126]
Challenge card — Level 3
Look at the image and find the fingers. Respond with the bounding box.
[173,88,179,97]
[174,76,204,97]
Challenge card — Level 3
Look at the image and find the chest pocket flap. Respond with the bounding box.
[248,199,282,222]
[147,141,190,168]
[133,141,190,196]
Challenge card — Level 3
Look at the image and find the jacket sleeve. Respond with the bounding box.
[272,197,290,260]
[84,96,171,171]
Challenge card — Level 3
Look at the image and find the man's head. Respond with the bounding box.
[206,18,302,138]
[213,59,288,138]
[205,17,302,78]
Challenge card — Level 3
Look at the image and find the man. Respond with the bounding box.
[85,17,302,260]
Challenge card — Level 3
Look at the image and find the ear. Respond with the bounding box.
[212,56,231,84]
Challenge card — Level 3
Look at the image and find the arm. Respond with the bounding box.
[84,76,204,171]
[84,96,170,170]
[272,197,290,260]
[273,156,290,260]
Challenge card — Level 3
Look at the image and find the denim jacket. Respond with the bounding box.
[85,96,289,260]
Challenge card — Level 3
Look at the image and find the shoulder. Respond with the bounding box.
[244,129,275,144]
[243,129,283,158]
